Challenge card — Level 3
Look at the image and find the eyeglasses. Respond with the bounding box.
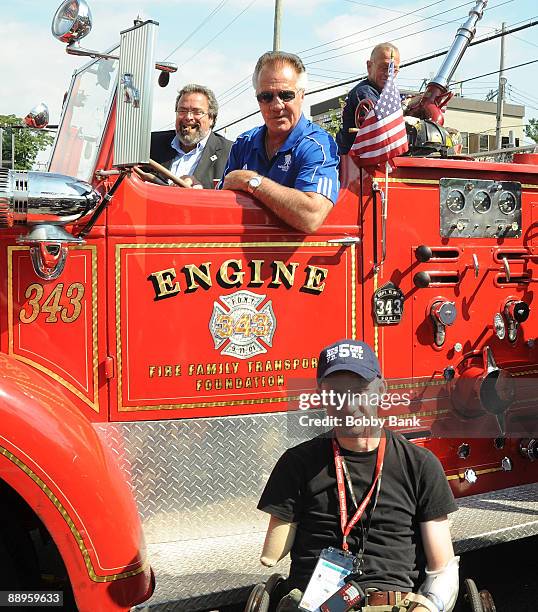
[176,108,208,119]
[256,90,297,104]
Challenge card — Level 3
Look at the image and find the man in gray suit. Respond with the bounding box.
[150,84,232,189]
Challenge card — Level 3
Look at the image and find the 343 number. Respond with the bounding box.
[216,313,271,338]
[19,283,85,324]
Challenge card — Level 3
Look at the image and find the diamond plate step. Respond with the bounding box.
[132,483,538,611]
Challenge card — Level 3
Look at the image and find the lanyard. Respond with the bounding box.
[332,432,386,552]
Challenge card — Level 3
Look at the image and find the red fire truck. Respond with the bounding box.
[0,0,537,610]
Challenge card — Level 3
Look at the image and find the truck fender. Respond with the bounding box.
[0,353,152,611]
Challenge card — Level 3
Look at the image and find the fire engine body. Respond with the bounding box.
[0,1,537,610]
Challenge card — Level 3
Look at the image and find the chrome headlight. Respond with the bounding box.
[0,168,100,228]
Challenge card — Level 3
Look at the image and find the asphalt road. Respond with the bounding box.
[454,535,538,611]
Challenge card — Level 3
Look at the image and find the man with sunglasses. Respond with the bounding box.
[337,43,401,155]
[255,339,459,612]
[150,84,232,189]
[219,52,339,234]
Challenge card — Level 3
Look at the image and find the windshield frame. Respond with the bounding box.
[47,44,119,182]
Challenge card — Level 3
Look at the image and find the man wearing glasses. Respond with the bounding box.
[151,84,232,189]
[220,52,339,234]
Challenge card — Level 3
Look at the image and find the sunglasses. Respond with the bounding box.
[256,90,297,104]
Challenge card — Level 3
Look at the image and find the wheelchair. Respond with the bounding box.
[244,575,497,612]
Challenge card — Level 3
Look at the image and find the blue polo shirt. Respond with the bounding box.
[219,114,340,204]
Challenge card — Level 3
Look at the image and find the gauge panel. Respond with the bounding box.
[440,178,521,238]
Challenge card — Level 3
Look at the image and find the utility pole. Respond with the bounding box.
[495,22,506,150]
[273,0,282,51]
[11,129,15,170]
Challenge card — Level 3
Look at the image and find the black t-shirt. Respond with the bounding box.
[257,429,457,592]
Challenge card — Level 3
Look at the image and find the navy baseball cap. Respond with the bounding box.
[317,339,381,383]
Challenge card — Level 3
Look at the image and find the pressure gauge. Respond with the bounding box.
[498,191,517,215]
[473,190,491,214]
[446,189,465,213]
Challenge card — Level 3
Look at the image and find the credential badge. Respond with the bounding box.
[209,290,276,359]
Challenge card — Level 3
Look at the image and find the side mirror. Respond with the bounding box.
[51,0,92,44]
[24,103,50,129]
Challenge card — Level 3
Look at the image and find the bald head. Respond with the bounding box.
[367,43,400,90]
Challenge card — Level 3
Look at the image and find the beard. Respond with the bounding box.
[177,123,208,147]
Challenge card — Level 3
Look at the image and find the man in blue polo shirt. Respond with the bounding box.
[219,51,339,234]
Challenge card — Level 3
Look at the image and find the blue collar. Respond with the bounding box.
[253,114,309,157]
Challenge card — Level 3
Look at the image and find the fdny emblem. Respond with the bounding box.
[209,290,276,359]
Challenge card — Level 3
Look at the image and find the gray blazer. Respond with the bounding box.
[150,130,233,189]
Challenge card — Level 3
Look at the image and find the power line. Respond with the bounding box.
[179,0,258,69]
[164,0,230,61]
[302,0,474,61]
[450,58,538,87]
[299,0,450,54]
[304,0,515,66]
[216,18,538,133]
[217,0,474,110]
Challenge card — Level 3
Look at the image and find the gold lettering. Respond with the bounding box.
[248,260,264,287]
[270,261,299,288]
[226,378,233,389]
[274,360,282,371]
[183,262,212,291]
[149,268,180,299]
[277,375,285,386]
[285,360,291,370]
[196,364,205,375]
[149,366,156,378]
[302,265,328,293]
[175,365,182,376]
[207,363,217,375]
[218,259,245,286]
[164,366,172,377]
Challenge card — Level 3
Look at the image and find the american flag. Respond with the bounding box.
[350,60,408,165]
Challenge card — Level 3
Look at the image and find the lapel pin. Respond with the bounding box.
[210,155,218,162]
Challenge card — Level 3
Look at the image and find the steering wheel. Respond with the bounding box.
[133,159,192,188]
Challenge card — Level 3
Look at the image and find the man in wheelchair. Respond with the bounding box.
[253,340,459,612]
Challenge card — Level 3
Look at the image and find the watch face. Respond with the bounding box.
[249,176,262,192]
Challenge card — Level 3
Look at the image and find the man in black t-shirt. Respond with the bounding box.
[257,339,459,612]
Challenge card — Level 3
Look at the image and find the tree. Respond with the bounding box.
[322,97,346,139]
[0,115,54,170]
[524,118,538,143]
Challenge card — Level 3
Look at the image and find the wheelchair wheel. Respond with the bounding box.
[244,583,269,612]
[463,578,483,612]
[265,573,285,596]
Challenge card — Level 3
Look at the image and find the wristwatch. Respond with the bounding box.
[247,175,263,194]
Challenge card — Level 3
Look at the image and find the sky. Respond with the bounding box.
[2,0,538,152]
